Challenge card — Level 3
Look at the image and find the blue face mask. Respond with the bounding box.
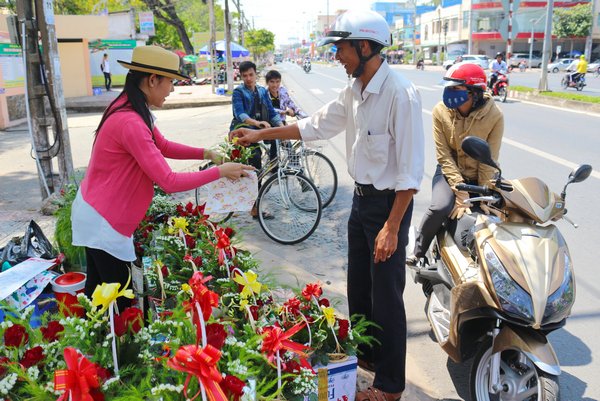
[443,88,469,109]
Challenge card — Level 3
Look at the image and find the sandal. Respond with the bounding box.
[355,387,402,401]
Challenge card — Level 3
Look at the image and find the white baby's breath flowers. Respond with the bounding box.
[0,373,18,396]
[150,383,184,395]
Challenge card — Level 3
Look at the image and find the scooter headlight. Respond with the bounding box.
[483,243,535,321]
[543,253,575,323]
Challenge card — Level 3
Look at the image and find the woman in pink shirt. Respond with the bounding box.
[72,46,253,310]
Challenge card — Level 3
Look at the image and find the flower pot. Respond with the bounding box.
[52,272,86,317]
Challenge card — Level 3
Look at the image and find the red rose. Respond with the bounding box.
[222,374,245,401]
[185,202,194,214]
[114,307,143,337]
[338,319,350,341]
[20,346,44,368]
[301,283,323,301]
[318,298,330,307]
[193,256,203,267]
[40,321,64,342]
[249,305,259,321]
[284,359,301,373]
[230,149,241,161]
[205,323,227,350]
[224,227,235,238]
[185,235,196,248]
[161,264,170,278]
[4,324,28,347]
[0,356,10,376]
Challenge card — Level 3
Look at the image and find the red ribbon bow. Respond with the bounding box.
[167,344,227,401]
[54,347,106,401]
[183,272,219,344]
[261,323,309,363]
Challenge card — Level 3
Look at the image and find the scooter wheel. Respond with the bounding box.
[470,338,560,401]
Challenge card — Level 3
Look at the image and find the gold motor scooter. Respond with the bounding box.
[410,136,592,401]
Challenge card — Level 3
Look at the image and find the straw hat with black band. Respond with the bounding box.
[118,45,189,80]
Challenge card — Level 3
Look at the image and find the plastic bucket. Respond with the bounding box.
[52,272,86,317]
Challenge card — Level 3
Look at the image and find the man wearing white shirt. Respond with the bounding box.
[101,53,112,91]
[230,10,424,401]
[488,52,508,89]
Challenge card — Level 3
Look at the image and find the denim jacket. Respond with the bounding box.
[230,84,282,131]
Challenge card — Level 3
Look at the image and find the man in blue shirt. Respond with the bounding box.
[230,61,282,218]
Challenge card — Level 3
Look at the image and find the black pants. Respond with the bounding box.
[347,191,413,393]
[103,72,112,91]
[413,166,455,257]
[84,247,133,312]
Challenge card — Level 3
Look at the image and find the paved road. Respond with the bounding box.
[274,61,600,401]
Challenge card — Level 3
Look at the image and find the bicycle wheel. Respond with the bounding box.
[256,172,322,245]
[301,150,338,208]
[194,162,233,224]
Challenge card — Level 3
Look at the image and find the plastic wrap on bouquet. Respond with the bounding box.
[204,172,258,214]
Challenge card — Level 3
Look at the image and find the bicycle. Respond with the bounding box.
[594,66,600,78]
[196,139,323,244]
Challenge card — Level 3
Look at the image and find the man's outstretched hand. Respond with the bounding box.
[229,128,261,146]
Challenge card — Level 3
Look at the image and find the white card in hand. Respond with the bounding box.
[204,171,258,214]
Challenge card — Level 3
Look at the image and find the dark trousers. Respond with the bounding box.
[347,192,413,393]
[413,166,455,257]
[84,247,133,312]
[103,72,112,91]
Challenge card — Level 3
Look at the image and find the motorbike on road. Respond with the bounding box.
[416,59,425,70]
[409,136,592,401]
[561,73,586,91]
[490,71,509,103]
[303,61,311,73]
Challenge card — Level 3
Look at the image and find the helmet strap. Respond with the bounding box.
[351,40,381,78]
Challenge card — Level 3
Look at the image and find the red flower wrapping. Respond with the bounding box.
[20,346,44,368]
[4,324,29,347]
[167,344,227,401]
[41,321,64,342]
[338,319,350,341]
[221,374,245,401]
[261,323,309,363]
[214,228,231,249]
[54,347,107,401]
[301,283,323,301]
[205,323,227,350]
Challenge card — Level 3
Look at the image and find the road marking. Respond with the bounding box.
[502,138,600,179]
[508,99,600,118]
[310,88,324,95]
[422,108,600,180]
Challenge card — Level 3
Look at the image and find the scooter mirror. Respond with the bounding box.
[461,136,500,170]
[568,164,592,184]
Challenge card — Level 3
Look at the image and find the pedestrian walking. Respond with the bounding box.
[101,53,112,91]
[230,10,424,401]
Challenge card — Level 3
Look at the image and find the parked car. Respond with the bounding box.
[509,53,543,68]
[587,59,600,72]
[547,58,575,73]
[459,54,490,69]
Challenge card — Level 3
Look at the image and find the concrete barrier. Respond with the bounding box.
[508,89,600,114]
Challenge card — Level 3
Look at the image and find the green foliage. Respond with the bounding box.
[553,3,592,39]
[245,29,275,57]
[53,183,86,270]
[511,85,600,103]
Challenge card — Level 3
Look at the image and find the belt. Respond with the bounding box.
[354,183,395,197]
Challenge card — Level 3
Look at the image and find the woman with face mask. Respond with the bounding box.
[408,63,504,266]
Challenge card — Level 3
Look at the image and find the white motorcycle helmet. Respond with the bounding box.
[319,10,391,77]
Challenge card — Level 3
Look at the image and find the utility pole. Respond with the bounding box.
[231,0,244,46]
[507,0,514,60]
[16,0,74,200]
[538,0,554,91]
[224,0,234,93]
[468,9,473,54]
[208,0,217,94]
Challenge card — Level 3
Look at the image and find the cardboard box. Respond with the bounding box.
[314,356,358,401]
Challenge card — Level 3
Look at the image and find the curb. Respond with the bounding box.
[508,89,600,114]
[66,98,232,113]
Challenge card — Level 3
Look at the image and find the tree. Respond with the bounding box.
[138,0,196,54]
[553,3,592,55]
[245,29,275,60]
